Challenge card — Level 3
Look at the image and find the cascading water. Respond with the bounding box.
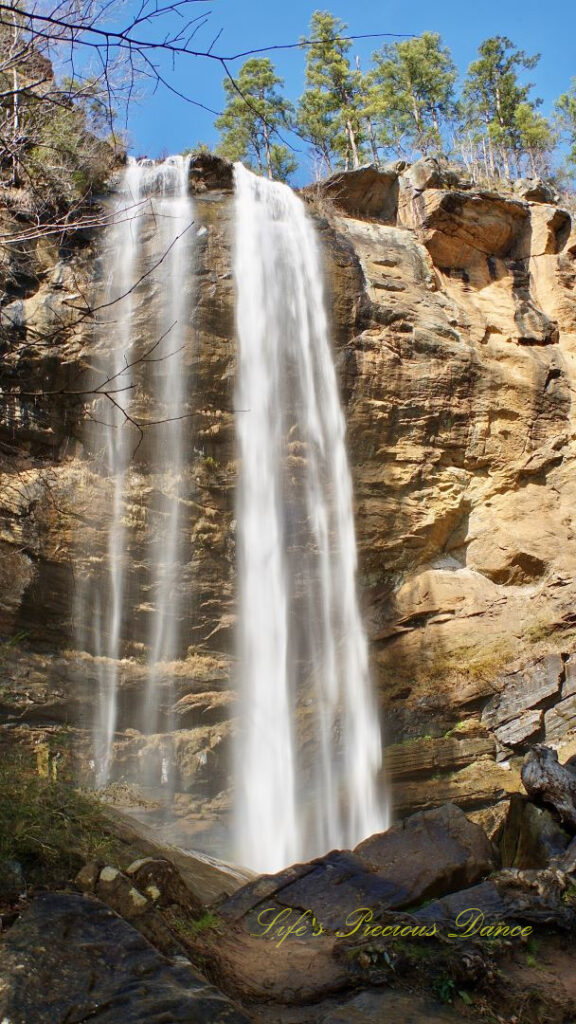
[233,163,387,873]
[76,154,384,869]
[77,155,194,788]
[140,158,193,755]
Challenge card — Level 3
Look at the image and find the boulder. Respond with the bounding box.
[499,794,571,868]
[468,801,510,843]
[126,856,204,916]
[75,863,187,957]
[0,891,250,1023]
[514,178,559,204]
[401,156,467,193]
[219,850,408,933]
[521,745,576,828]
[302,164,400,222]
[219,804,498,935]
[415,867,576,931]
[354,803,498,904]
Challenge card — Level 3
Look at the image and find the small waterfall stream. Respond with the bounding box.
[77,155,194,788]
[233,164,386,873]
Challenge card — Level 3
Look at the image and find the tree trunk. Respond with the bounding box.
[365,117,379,165]
[10,12,21,187]
[481,136,490,178]
[487,134,496,177]
[501,143,511,180]
[345,119,360,169]
[521,746,576,829]
[263,124,272,179]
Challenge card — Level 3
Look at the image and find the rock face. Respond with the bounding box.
[521,745,576,828]
[0,892,249,1023]
[2,154,576,837]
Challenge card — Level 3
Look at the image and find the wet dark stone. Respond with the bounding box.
[0,891,249,1023]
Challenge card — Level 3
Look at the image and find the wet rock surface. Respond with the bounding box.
[75,861,190,956]
[198,795,576,1020]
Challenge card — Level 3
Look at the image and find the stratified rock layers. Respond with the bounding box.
[2,156,576,830]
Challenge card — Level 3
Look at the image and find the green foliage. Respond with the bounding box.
[215,58,296,181]
[432,975,456,1004]
[555,79,576,171]
[181,143,212,158]
[168,908,223,939]
[561,881,576,905]
[514,102,556,176]
[460,36,551,178]
[368,32,458,159]
[297,11,364,173]
[0,753,118,886]
[26,101,115,207]
[0,631,28,652]
[0,22,119,213]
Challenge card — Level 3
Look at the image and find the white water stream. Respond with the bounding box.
[233,164,386,873]
[78,155,193,786]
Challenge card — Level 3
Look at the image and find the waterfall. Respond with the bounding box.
[233,164,387,873]
[77,156,194,787]
[140,159,193,754]
[76,154,384,870]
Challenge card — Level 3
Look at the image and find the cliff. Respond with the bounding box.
[1,154,576,840]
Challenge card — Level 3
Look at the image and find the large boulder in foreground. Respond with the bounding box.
[0,892,249,1023]
[354,803,498,905]
[219,804,498,933]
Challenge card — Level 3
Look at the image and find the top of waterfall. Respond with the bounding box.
[121,154,191,199]
[233,162,303,222]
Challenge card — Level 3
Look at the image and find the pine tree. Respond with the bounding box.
[297,11,364,175]
[555,80,576,172]
[367,32,457,161]
[514,103,555,177]
[215,58,296,181]
[297,86,339,177]
[461,36,543,179]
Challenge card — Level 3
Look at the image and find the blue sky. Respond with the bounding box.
[126,0,576,178]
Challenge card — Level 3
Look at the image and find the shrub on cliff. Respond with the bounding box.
[0,19,120,220]
[0,752,119,888]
